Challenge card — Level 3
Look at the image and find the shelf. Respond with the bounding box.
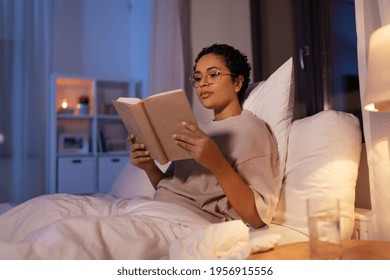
[96,114,121,120]
[56,114,121,121]
[57,114,94,120]
[98,151,128,156]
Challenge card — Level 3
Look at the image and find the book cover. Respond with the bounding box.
[112,89,197,164]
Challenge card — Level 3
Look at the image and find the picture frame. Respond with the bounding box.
[58,132,89,154]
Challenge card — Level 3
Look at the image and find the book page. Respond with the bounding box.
[112,100,167,163]
[143,89,197,162]
[116,97,141,105]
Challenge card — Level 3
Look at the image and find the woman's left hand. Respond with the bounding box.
[173,122,224,171]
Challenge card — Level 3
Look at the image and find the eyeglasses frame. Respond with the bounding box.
[189,70,235,88]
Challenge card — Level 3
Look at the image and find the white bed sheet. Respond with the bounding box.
[0,193,210,259]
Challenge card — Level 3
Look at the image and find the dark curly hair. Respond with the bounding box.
[193,43,251,106]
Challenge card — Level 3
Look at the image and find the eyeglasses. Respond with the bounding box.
[189,70,234,88]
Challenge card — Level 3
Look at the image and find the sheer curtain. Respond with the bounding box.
[147,0,193,100]
[0,0,51,204]
[355,0,390,240]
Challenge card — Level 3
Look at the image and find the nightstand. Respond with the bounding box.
[247,240,390,260]
[352,208,374,240]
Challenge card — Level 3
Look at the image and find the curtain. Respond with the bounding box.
[355,0,390,240]
[147,0,193,101]
[0,0,51,204]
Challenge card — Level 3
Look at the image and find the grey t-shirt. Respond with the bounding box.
[153,110,281,225]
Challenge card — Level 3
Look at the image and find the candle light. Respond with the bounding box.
[57,98,74,114]
[61,99,68,109]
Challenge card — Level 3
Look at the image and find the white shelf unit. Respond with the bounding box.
[49,74,139,194]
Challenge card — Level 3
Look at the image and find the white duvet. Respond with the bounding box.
[0,194,283,260]
[0,193,211,259]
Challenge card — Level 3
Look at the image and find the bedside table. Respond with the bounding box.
[247,240,390,260]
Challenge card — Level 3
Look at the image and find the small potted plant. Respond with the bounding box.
[78,94,90,115]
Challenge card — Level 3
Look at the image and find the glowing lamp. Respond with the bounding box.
[364,24,390,112]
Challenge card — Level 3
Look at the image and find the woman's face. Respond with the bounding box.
[193,53,242,119]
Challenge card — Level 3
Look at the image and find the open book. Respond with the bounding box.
[112,89,197,164]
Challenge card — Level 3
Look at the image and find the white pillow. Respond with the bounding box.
[272,110,362,239]
[110,160,169,199]
[243,57,295,181]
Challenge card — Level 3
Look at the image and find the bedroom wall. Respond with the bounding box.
[52,0,151,97]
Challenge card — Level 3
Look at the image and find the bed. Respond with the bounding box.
[0,58,362,260]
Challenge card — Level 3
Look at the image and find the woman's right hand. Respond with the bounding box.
[127,134,155,171]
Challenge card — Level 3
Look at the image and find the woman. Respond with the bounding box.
[129,44,281,229]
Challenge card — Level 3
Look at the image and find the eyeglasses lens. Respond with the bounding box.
[190,71,222,87]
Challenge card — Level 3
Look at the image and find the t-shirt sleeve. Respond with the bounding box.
[237,154,281,225]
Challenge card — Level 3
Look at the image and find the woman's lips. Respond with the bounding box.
[200,91,212,99]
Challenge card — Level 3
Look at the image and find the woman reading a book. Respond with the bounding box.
[129,43,281,229]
